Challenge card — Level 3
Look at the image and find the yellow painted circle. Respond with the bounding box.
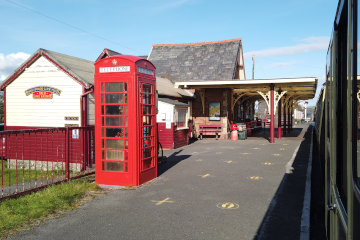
[216,202,239,210]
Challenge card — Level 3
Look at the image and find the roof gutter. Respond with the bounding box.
[82,87,94,97]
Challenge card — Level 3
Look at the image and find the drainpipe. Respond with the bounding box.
[81,87,94,127]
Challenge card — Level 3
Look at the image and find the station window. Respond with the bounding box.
[176,108,188,128]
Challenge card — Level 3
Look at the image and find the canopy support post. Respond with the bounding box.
[270,84,275,143]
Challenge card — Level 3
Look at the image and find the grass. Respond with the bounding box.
[1,160,66,187]
[0,177,101,239]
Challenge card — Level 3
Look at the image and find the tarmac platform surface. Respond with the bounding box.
[8,124,312,240]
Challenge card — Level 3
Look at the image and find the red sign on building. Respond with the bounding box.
[33,91,53,99]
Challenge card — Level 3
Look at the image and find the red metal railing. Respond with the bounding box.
[0,126,95,201]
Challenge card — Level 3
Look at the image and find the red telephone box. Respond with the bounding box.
[94,55,157,187]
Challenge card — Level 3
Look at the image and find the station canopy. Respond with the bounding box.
[174,77,317,101]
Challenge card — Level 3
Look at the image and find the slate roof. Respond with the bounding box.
[95,48,122,62]
[156,77,193,98]
[148,38,242,81]
[158,97,189,107]
[1,48,94,90]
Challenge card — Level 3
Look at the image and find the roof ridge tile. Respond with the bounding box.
[152,38,242,47]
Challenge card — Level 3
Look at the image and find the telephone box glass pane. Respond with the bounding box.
[106,94,123,103]
[106,106,123,115]
[143,95,151,104]
[106,117,123,126]
[143,138,151,147]
[106,162,125,172]
[105,83,123,92]
[143,106,152,115]
[106,128,125,138]
[143,84,152,93]
[106,139,124,149]
[106,150,124,160]
[143,148,152,158]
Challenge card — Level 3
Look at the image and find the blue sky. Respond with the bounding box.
[0,0,338,106]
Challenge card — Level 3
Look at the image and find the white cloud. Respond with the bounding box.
[0,52,30,81]
[244,36,330,58]
[268,60,298,69]
[152,0,190,12]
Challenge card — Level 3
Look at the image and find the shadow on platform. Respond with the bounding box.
[157,150,191,177]
[253,125,317,239]
[249,125,305,140]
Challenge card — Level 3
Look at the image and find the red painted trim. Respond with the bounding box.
[41,53,87,88]
[80,87,92,127]
[80,96,85,127]
[270,84,275,143]
[3,88,6,130]
[0,50,89,91]
[0,53,40,90]
[283,95,287,135]
[278,91,282,139]
[288,100,291,132]
[82,88,94,97]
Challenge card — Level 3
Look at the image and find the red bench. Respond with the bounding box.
[199,124,221,140]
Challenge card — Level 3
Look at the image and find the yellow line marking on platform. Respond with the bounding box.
[272,153,280,157]
[151,197,174,205]
[242,152,250,155]
[264,162,273,165]
[224,160,233,164]
[282,144,289,146]
[195,159,203,162]
[252,147,260,150]
[199,173,211,178]
[260,143,266,146]
[192,152,199,155]
[216,202,239,210]
[280,148,285,151]
[216,152,222,154]
[249,176,263,180]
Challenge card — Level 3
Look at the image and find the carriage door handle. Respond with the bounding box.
[327,204,337,212]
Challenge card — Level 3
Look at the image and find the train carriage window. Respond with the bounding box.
[357,0,360,184]
[336,6,349,207]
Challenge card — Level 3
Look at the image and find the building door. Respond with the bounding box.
[139,81,156,175]
[99,81,131,183]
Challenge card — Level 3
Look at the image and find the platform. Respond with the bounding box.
[9,125,313,240]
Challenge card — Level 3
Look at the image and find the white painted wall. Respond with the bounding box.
[6,56,83,127]
[157,101,174,123]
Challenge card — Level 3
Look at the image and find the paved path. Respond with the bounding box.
[8,125,312,240]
